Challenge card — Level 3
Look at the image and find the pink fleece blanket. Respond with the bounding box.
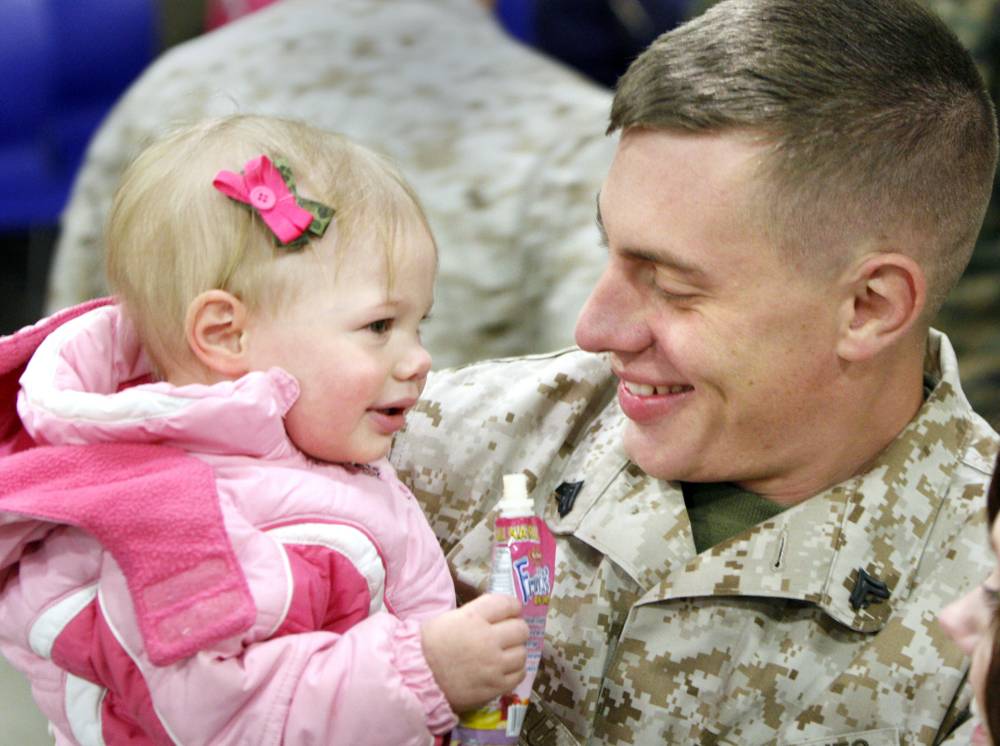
[0,301,255,665]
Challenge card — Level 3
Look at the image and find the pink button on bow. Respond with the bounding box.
[249,185,276,210]
[213,155,314,244]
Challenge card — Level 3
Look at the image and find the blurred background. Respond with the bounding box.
[0,0,695,334]
[0,0,998,741]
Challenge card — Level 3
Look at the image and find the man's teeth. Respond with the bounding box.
[624,382,691,396]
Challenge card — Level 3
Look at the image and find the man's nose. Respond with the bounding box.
[574,265,650,354]
[937,590,982,655]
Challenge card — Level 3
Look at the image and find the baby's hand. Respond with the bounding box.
[421,593,529,713]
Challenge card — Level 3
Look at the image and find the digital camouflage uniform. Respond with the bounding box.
[391,330,999,745]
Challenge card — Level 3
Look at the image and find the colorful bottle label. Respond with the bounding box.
[451,513,556,745]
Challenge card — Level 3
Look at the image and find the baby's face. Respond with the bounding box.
[244,225,436,464]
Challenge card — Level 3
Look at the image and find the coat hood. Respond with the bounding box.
[17,304,301,460]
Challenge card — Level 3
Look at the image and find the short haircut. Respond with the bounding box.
[609,0,998,316]
[105,115,433,373]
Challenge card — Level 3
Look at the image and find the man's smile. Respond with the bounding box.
[621,381,694,396]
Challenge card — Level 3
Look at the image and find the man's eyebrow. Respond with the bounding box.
[595,192,707,280]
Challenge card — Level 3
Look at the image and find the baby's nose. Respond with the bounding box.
[396,343,432,381]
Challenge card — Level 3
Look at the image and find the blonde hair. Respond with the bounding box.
[105,114,433,373]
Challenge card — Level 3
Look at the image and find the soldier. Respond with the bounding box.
[391,0,1000,743]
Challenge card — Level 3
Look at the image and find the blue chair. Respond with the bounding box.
[495,0,691,88]
[0,0,59,228]
[496,0,537,44]
[0,0,158,230]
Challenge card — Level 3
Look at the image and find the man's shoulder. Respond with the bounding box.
[392,348,621,541]
[392,348,616,470]
[403,347,618,469]
[419,347,615,417]
[431,345,607,374]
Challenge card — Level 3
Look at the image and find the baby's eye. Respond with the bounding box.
[368,318,393,334]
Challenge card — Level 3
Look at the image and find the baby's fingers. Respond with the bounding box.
[501,668,527,693]
[500,644,528,676]
[493,616,530,648]
[465,592,522,622]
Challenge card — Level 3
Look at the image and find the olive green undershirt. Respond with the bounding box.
[681,482,788,554]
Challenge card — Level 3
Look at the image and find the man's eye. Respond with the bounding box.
[656,286,694,302]
[650,271,696,303]
[368,319,393,334]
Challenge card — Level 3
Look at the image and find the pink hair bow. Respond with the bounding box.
[213,155,318,245]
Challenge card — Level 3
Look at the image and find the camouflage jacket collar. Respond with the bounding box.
[561,330,993,633]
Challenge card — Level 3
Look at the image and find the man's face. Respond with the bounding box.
[575,129,844,491]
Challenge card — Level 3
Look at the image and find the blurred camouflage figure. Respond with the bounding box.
[393,0,1000,743]
[44,0,615,369]
[929,0,1000,430]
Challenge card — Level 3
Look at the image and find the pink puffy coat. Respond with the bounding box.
[0,303,457,745]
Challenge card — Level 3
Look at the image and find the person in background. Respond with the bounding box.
[391,0,999,742]
[929,0,1000,430]
[939,452,1000,745]
[45,0,616,370]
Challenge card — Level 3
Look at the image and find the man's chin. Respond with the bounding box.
[623,425,691,481]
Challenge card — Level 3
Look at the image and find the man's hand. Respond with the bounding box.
[421,593,529,713]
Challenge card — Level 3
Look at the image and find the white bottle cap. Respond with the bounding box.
[497,473,534,517]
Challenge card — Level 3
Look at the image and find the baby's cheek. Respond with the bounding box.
[283,404,333,456]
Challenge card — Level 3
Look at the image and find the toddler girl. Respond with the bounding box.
[0,115,527,745]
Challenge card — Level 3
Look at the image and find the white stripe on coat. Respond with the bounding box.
[29,584,98,659]
[266,523,386,616]
[64,674,106,746]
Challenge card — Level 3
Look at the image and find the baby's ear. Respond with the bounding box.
[185,290,250,377]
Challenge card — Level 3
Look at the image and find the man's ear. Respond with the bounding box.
[836,252,927,362]
[185,290,251,378]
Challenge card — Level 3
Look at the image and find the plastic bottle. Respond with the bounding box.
[451,474,556,745]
